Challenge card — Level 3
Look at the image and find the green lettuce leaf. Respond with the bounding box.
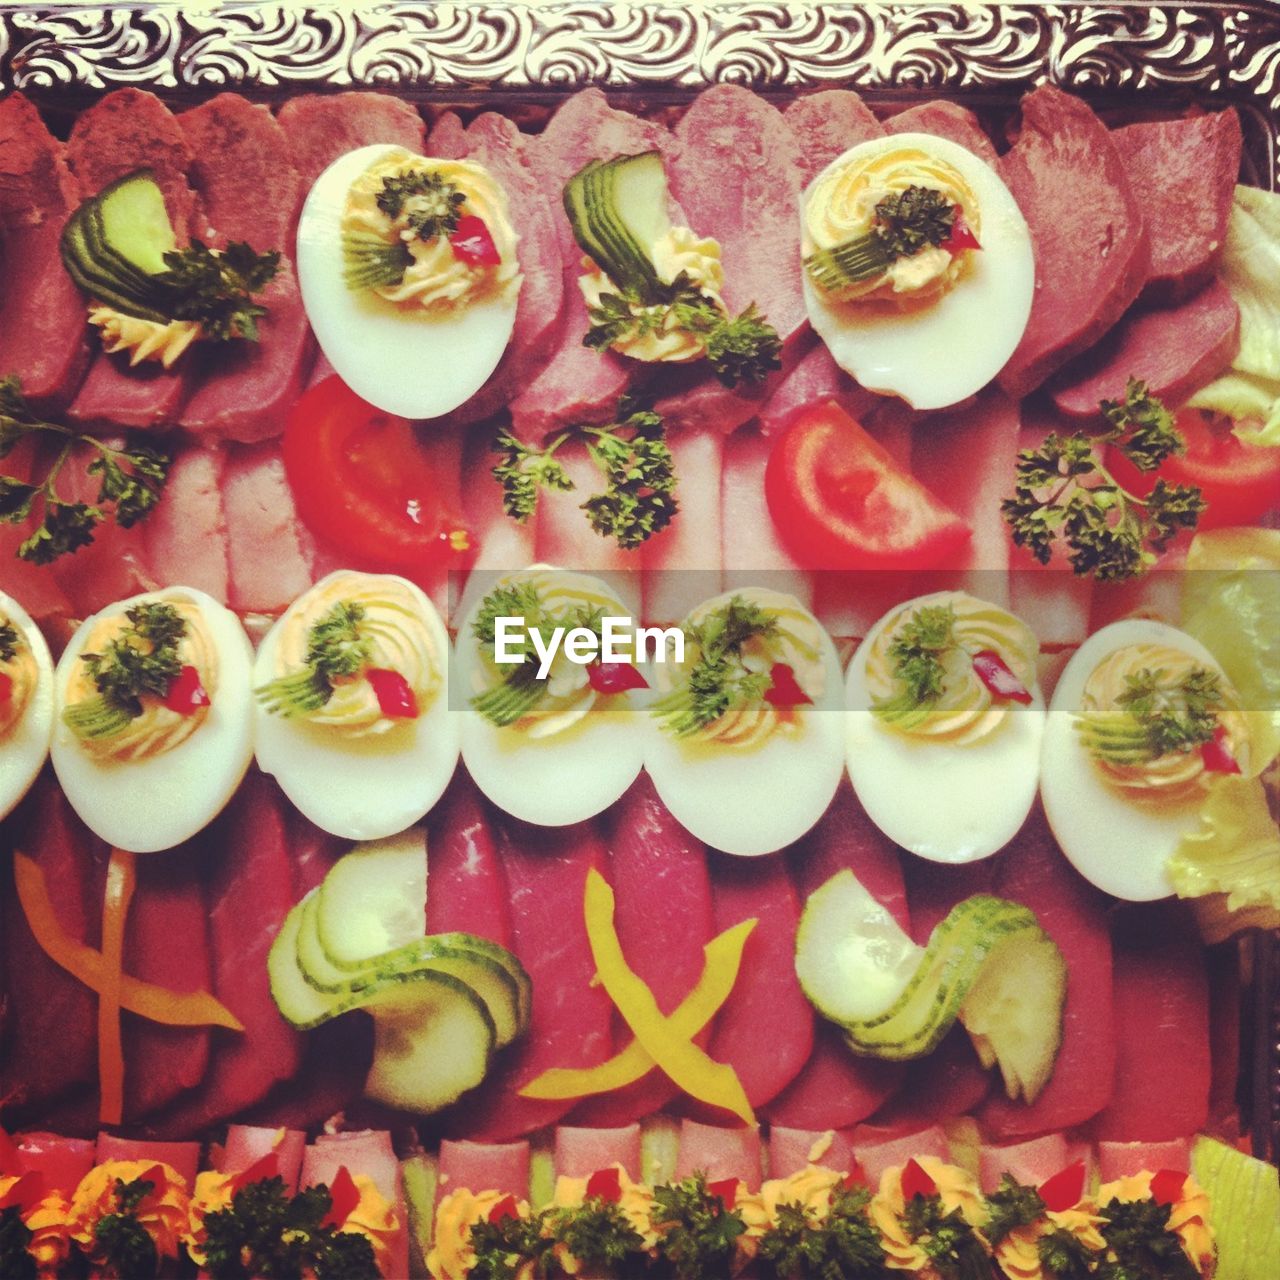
[1191,1136,1280,1280]
[1187,370,1280,444]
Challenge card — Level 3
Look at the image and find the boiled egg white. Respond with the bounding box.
[644,589,845,856]
[845,591,1045,863]
[253,571,459,841]
[802,133,1034,409]
[458,568,646,826]
[51,587,254,853]
[296,143,519,420]
[1042,618,1233,902]
[0,591,54,822]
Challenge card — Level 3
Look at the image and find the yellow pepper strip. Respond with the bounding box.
[521,916,756,1101]
[13,851,244,1031]
[560,868,756,1125]
[98,848,135,1126]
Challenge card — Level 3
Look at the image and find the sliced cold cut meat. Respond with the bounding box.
[886,100,998,165]
[785,90,884,181]
[276,93,425,190]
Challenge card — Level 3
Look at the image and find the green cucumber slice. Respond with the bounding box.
[268,892,339,1029]
[315,828,428,969]
[60,206,170,321]
[363,970,496,1112]
[794,869,923,1024]
[95,169,177,275]
[296,891,354,992]
[434,931,533,1034]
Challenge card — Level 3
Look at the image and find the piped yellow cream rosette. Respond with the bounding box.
[428,1188,534,1280]
[869,1157,987,1277]
[1097,1171,1215,1279]
[67,1159,191,1264]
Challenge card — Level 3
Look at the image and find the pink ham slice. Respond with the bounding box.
[785,90,884,181]
[979,807,1116,1139]
[12,1132,95,1194]
[437,1139,530,1198]
[425,775,512,948]
[276,93,426,191]
[765,783,907,1129]
[65,89,201,430]
[95,1134,200,1187]
[428,111,565,429]
[1111,110,1242,301]
[554,1125,642,1181]
[997,86,1149,398]
[1088,903,1209,1143]
[218,1124,307,1193]
[569,776,715,1127]
[1096,1138,1191,1181]
[0,94,91,411]
[978,1135,1069,1193]
[177,94,313,443]
[768,1127,856,1179]
[886,101,998,165]
[674,1120,763,1191]
[1050,279,1239,419]
[441,816,613,1141]
[851,1124,949,1187]
[510,90,676,441]
[143,443,229,602]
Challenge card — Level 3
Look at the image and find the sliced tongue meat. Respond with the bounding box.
[509,89,675,441]
[65,89,202,431]
[1111,109,1242,301]
[276,93,426,190]
[785,90,884,180]
[143,443,229,602]
[997,85,1149,398]
[177,94,313,443]
[757,336,881,439]
[886,100,998,164]
[0,93,91,411]
[568,777,714,1128]
[1049,278,1239,419]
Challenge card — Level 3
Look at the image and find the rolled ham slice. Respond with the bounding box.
[12,1132,95,1194]
[218,1124,307,1193]
[768,1127,856,1179]
[143,444,230,603]
[851,1124,950,1188]
[437,1139,530,1198]
[674,1120,763,1191]
[978,1135,1069,1193]
[554,1125,642,1181]
[96,1133,201,1187]
[1096,1138,1191,1181]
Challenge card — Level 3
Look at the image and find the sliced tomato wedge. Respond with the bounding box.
[765,401,970,570]
[1107,408,1280,530]
[283,375,474,572]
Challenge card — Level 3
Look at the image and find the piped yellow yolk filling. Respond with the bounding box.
[0,621,36,740]
[869,1158,986,1276]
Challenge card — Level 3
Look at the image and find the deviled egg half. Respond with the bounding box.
[0,591,55,822]
[645,588,845,856]
[296,143,522,419]
[458,567,647,826]
[51,587,254,853]
[253,570,458,841]
[1042,618,1251,901]
[801,133,1034,409]
[846,592,1045,863]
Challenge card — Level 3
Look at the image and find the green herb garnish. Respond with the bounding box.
[982,1176,1045,1249]
[90,1176,160,1280]
[62,601,187,741]
[651,1174,747,1280]
[552,1197,649,1278]
[757,1184,890,1280]
[900,1191,994,1280]
[491,399,677,550]
[255,600,371,718]
[1038,1226,1096,1280]
[154,240,280,343]
[1002,379,1205,581]
[870,603,957,729]
[342,231,414,291]
[376,168,467,242]
[201,1175,380,1280]
[0,375,170,565]
[0,618,20,664]
[1095,1196,1200,1280]
[1078,665,1224,765]
[0,1206,35,1280]
[466,1207,554,1280]
[651,595,780,738]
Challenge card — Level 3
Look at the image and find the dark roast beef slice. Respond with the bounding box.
[428,111,565,429]
[1111,110,1242,301]
[510,89,674,441]
[276,92,425,189]
[65,90,202,430]
[886,100,998,164]
[176,94,313,443]
[784,90,884,181]
[0,94,91,411]
[997,85,1149,398]
[1050,278,1239,419]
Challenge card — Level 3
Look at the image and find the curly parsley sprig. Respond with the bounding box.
[375,168,467,242]
[1078,664,1225,765]
[1001,379,1204,581]
[0,375,171,565]
[154,240,280,343]
[756,1184,889,1280]
[255,600,372,718]
[651,1174,747,1280]
[0,618,20,664]
[870,604,958,728]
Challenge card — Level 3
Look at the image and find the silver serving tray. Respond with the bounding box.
[1,0,1277,1163]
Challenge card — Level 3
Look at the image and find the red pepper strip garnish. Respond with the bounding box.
[0,671,12,704]
[1150,1168,1188,1206]
[842,1165,868,1191]
[230,1151,282,1195]
[98,848,136,1127]
[367,667,419,719]
[0,1126,20,1175]
[162,664,211,715]
[708,1177,739,1210]
[763,662,812,708]
[321,1166,362,1229]
[587,661,650,695]
[1038,1160,1087,1213]
[450,215,501,267]
[971,650,1033,704]
[901,1158,937,1201]
[488,1193,520,1224]
[586,1166,623,1203]
[943,209,981,253]
[1201,724,1241,774]
[0,1171,46,1213]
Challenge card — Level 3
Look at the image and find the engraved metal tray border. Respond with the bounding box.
[0,0,1277,1161]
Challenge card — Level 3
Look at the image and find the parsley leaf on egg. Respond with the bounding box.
[375,168,467,242]
[0,617,20,663]
[255,600,372,718]
[1078,664,1226,765]
[870,603,958,728]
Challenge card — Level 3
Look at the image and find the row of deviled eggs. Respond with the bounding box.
[0,570,1251,903]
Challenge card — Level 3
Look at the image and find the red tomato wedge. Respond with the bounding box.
[283,375,474,573]
[765,401,971,570]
